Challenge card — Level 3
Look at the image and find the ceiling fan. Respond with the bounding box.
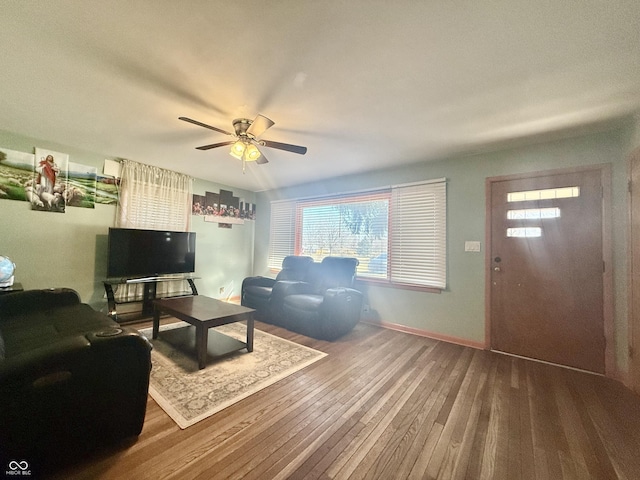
[179,114,307,172]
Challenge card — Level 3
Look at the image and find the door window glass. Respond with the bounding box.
[507,186,579,202]
[507,207,561,220]
[507,227,542,238]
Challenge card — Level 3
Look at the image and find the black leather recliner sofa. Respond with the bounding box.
[242,256,363,341]
[0,288,152,472]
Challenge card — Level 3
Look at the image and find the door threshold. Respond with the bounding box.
[490,349,605,376]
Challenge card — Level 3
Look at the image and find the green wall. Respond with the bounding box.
[254,123,638,374]
[0,129,255,314]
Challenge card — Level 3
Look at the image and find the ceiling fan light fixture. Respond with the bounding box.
[244,143,261,161]
[229,140,246,160]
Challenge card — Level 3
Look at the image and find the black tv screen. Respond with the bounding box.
[107,228,196,279]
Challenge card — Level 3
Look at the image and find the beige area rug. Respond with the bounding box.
[139,322,327,429]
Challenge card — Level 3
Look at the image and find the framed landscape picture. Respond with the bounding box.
[0,147,35,201]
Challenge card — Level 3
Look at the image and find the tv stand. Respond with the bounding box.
[104,276,198,323]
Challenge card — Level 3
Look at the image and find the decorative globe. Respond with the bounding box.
[0,255,15,286]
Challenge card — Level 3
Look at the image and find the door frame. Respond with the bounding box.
[628,147,640,393]
[485,164,615,377]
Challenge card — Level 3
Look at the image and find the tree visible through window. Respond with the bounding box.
[297,194,389,278]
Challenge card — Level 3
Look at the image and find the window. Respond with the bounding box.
[297,192,389,278]
[507,186,580,202]
[507,207,561,220]
[504,187,578,240]
[268,179,447,290]
[507,227,543,238]
[390,181,447,289]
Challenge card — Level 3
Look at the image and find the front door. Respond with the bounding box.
[489,168,605,373]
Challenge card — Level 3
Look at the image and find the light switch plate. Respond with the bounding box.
[465,241,481,252]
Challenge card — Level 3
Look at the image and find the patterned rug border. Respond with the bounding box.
[139,322,327,429]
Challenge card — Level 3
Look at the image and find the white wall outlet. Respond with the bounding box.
[465,241,481,252]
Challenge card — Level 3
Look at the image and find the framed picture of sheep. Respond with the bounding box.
[32,148,68,213]
[67,162,97,208]
[0,147,35,201]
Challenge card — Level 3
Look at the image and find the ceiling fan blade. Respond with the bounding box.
[260,139,307,155]
[254,145,269,164]
[179,117,233,136]
[196,141,234,151]
[246,114,275,138]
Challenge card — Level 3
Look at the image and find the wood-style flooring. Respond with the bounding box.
[52,320,640,479]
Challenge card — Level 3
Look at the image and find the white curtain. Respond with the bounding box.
[115,159,194,301]
[116,159,192,231]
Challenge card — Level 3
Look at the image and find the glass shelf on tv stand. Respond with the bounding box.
[103,275,199,324]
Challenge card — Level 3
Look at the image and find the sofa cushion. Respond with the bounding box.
[283,293,324,311]
[282,294,324,339]
[1,303,115,359]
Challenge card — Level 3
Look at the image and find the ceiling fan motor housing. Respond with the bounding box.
[233,118,253,138]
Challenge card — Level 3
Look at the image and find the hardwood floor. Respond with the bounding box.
[52,321,640,479]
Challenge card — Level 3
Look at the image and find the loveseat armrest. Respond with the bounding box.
[0,288,81,320]
[86,326,152,354]
[241,276,277,310]
[319,287,364,340]
[242,276,276,290]
[0,327,151,384]
[323,287,363,308]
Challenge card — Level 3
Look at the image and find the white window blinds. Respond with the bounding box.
[268,200,296,269]
[390,180,446,289]
[267,178,447,289]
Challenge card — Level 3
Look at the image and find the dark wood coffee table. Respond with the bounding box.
[153,295,254,369]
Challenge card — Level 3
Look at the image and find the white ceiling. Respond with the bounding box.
[1,1,639,192]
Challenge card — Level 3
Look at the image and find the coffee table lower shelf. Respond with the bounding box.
[153,295,255,369]
[159,325,250,360]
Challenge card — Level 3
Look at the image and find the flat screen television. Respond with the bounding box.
[107,228,196,279]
